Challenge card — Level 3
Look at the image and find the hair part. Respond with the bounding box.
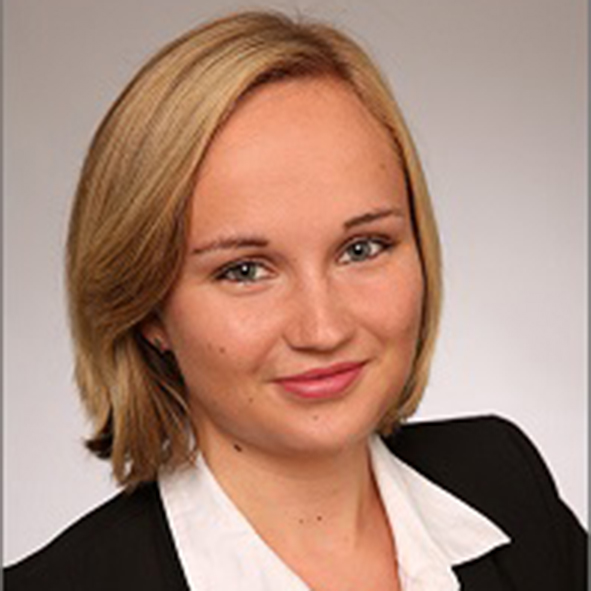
[67,10,442,488]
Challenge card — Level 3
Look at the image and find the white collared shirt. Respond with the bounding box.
[159,436,510,591]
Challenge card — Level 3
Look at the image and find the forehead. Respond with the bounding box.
[190,77,407,234]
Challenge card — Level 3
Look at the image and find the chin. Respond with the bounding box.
[263,415,379,460]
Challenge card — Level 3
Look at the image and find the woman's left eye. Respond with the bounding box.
[339,237,393,264]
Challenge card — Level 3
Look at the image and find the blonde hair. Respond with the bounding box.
[67,10,442,488]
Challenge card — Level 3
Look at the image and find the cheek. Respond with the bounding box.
[162,291,282,382]
[163,295,287,433]
[350,255,425,345]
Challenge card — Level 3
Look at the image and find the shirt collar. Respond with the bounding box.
[369,435,510,589]
[159,438,510,591]
[159,454,308,591]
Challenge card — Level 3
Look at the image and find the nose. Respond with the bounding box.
[283,274,355,353]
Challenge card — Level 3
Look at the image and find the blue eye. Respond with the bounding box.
[216,261,270,283]
[339,237,393,264]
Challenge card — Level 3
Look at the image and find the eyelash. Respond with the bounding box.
[214,235,395,284]
[214,259,272,284]
[339,235,395,265]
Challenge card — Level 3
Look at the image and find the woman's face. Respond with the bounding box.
[147,78,424,459]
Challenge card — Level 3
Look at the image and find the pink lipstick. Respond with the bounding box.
[274,361,366,400]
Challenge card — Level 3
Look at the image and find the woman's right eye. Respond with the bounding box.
[215,261,272,284]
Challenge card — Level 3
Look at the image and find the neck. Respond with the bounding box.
[199,432,380,555]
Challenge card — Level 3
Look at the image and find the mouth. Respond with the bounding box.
[274,361,368,400]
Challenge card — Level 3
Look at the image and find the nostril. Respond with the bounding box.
[284,292,355,353]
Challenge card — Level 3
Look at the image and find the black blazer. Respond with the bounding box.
[4,416,587,590]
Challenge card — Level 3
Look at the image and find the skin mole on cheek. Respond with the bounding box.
[248,397,254,404]
[218,346,226,354]
[233,443,243,452]
[316,515,323,522]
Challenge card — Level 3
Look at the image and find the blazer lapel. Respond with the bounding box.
[453,552,511,591]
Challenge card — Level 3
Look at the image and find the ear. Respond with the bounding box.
[140,314,172,353]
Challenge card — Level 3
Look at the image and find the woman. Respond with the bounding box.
[5,10,585,591]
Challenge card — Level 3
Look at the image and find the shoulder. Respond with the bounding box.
[384,414,564,525]
[384,414,587,588]
[386,414,549,496]
[4,483,187,591]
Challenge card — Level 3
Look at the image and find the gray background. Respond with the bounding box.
[4,0,587,564]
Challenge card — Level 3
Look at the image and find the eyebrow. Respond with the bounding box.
[192,236,269,256]
[191,207,404,256]
[342,207,404,230]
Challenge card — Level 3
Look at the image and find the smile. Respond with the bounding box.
[274,361,367,400]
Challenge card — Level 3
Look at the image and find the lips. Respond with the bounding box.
[274,361,367,400]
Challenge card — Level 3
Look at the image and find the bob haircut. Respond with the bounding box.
[67,10,442,488]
